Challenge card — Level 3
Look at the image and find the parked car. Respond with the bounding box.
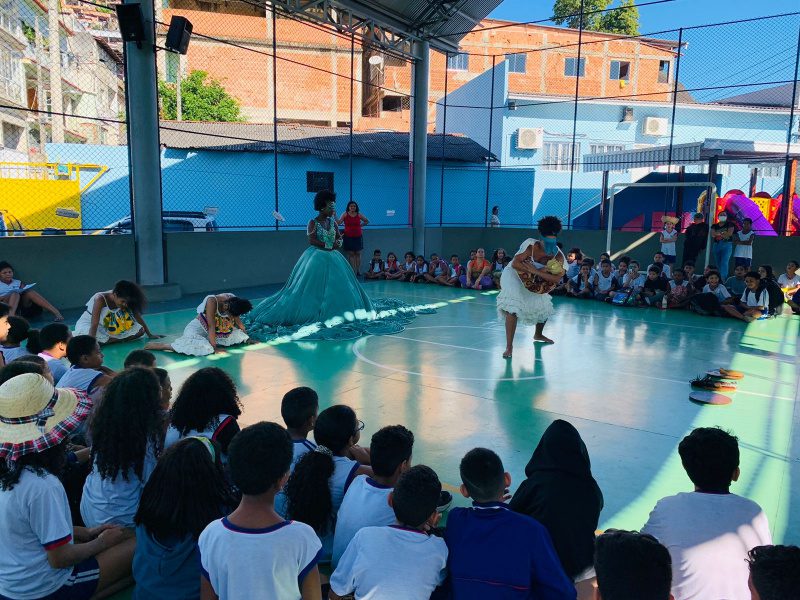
[97,210,219,234]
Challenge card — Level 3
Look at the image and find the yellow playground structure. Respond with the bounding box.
[0,162,107,235]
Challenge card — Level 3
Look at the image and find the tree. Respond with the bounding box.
[158,70,244,122]
[552,0,640,35]
[598,0,639,35]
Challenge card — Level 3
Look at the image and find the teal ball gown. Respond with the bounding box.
[245,218,432,341]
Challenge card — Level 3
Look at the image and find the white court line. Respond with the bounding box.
[390,334,496,355]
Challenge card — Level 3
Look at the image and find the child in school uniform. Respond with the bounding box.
[0,374,135,600]
[132,437,237,600]
[329,465,448,600]
[331,425,414,568]
[721,271,771,322]
[733,217,755,268]
[285,405,373,565]
[74,280,163,344]
[622,261,646,293]
[448,255,465,286]
[80,368,164,528]
[725,264,748,297]
[425,253,452,286]
[410,255,429,283]
[123,349,157,369]
[34,322,71,383]
[444,448,575,600]
[0,316,33,363]
[640,267,670,306]
[146,293,253,356]
[365,250,386,281]
[659,217,679,265]
[275,387,319,517]
[667,269,693,308]
[593,259,618,301]
[384,252,404,281]
[614,258,628,286]
[164,367,242,461]
[567,264,594,299]
[648,252,672,280]
[198,422,323,600]
[703,270,733,304]
[57,335,115,395]
[401,252,416,281]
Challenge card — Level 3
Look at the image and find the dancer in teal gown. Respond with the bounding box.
[245,190,429,341]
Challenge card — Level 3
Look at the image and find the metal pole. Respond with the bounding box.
[484,54,496,227]
[665,27,683,213]
[176,54,182,121]
[606,188,616,254]
[410,41,430,256]
[439,53,448,227]
[272,6,279,230]
[778,27,800,236]
[349,33,354,201]
[47,0,64,143]
[599,170,609,229]
[566,0,584,230]
[122,0,165,285]
[704,156,718,268]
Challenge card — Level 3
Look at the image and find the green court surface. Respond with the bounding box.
[99,281,800,544]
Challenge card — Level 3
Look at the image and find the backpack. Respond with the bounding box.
[611,289,636,306]
[689,293,721,316]
[763,280,785,315]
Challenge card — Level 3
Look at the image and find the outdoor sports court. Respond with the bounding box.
[96,280,800,544]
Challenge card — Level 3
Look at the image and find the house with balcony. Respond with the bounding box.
[0,1,29,161]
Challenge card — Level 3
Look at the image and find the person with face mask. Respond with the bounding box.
[711,211,736,279]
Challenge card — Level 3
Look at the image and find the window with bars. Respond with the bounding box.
[564,57,586,77]
[541,142,581,172]
[589,144,626,172]
[447,53,469,71]
[506,53,526,73]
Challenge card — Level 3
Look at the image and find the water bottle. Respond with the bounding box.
[662,294,669,310]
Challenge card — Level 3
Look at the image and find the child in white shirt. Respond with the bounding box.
[329,465,448,600]
[733,218,755,268]
[332,425,414,567]
[623,261,646,292]
[721,271,769,322]
[659,219,678,264]
[777,260,800,296]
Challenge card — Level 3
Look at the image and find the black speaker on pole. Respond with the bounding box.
[114,3,145,43]
[165,16,193,55]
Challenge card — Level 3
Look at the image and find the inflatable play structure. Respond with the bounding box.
[695,189,799,236]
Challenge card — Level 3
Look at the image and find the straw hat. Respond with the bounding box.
[661,215,680,225]
[0,374,91,466]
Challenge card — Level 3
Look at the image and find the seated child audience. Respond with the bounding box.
[682,261,701,286]
[384,252,404,281]
[747,545,800,600]
[667,269,693,308]
[154,367,172,411]
[329,465,447,600]
[594,530,672,600]
[133,437,237,600]
[332,425,414,567]
[568,264,594,299]
[565,248,583,280]
[725,264,748,297]
[164,367,242,460]
[593,259,618,301]
[640,267,670,306]
[642,427,772,600]
[613,258,628,289]
[648,252,672,279]
[0,373,135,600]
[410,255,429,283]
[74,280,163,344]
[81,367,164,528]
[702,270,733,303]
[35,322,71,382]
[444,447,575,599]
[146,293,253,356]
[365,250,385,280]
[0,355,53,385]
[57,335,116,396]
[491,249,507,288]
[598,252,613,268]
[286,405,372,564]
[123,348,157,369]
[460,248,493,290]
[401,252,416,281]
[448,254,465,286]
[0,260,64,320]
[198,422,323,600]
[0,316,33,363]
[622,261,646,292]
[425,253,452,286]
[275,386,319,516]
[733,217,754,268]
[510,420,603,583]
[721,271,771,322]
[777,260,800,297]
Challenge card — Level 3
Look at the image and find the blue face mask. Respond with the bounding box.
[543,237,558,255]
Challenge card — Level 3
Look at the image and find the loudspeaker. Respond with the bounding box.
[165,16,192,55]
[115,3,145,43]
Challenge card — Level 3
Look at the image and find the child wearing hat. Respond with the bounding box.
[0,373,134,599]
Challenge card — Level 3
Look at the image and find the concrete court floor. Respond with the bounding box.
[95,280,800,546]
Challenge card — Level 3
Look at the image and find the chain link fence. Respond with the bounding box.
[2,0,798,235]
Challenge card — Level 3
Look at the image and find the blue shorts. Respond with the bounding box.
[663,254,676,264]
[41,557,100,600]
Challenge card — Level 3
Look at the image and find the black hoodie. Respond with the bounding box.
[508,419,604,579]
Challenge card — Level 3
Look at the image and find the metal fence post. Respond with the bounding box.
[484,54,496,227]
[272,6,279,230]
[665,28,683,215]
[566,0,585,230]
[440,53,448,227]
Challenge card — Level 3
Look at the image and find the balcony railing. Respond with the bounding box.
[0,10,25,44]
[0,74,24,105]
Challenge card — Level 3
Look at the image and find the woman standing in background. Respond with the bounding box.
[338,201,369,278]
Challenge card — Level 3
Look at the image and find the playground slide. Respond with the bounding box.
[720,192,778,236]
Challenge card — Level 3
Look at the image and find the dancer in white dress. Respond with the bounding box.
[497,216,567,357]
[73,280,162,344]
[146,293,253,356]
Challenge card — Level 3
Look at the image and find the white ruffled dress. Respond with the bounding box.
[496,238,566,325]
[170,294,249,356]
[74,292,143,344]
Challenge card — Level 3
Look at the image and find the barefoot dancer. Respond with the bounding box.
[497,216,566,357]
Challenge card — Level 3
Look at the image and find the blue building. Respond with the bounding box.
[437,60,798,228]
[46,122,535,231]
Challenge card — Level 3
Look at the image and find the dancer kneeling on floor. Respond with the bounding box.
[146,293,253,356]
[497,216,566,357]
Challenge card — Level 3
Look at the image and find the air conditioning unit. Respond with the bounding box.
[643,117,669,137]
[516,128,544,150]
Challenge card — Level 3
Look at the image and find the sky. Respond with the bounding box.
[488,0,800,100]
